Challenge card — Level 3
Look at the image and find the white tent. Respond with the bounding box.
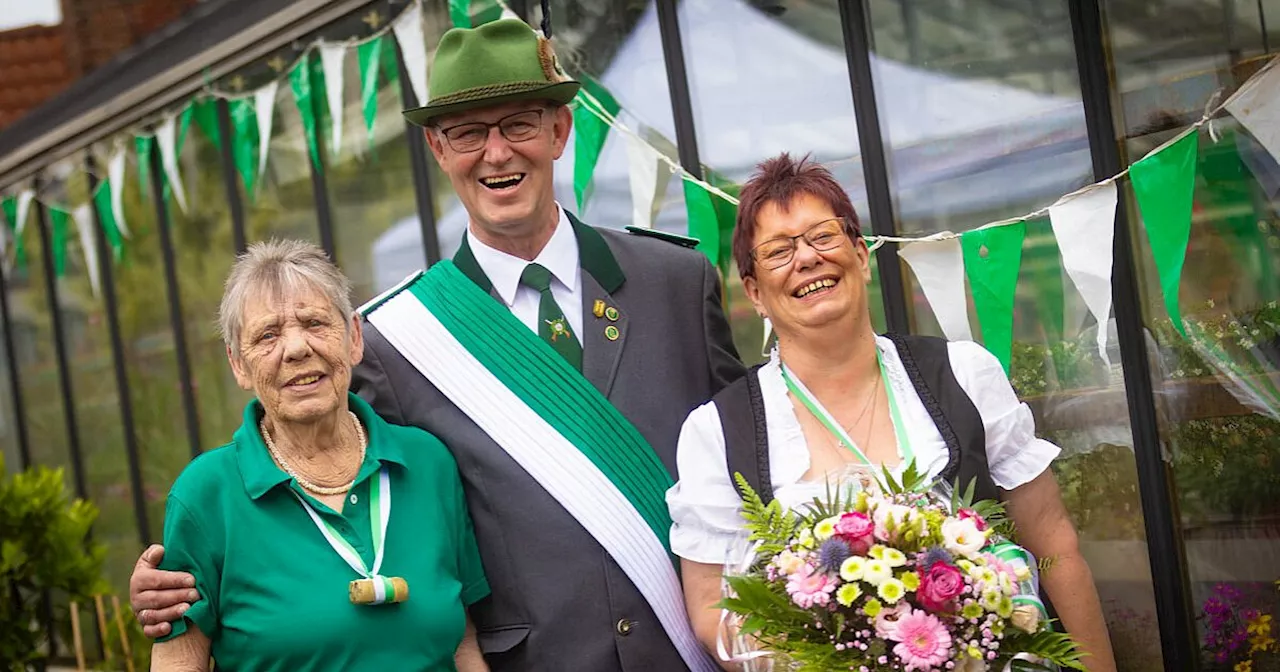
[373,0,1092,290]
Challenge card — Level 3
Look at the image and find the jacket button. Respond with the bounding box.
[615,619,633,636]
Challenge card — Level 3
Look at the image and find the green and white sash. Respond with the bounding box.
[365,262,717,672]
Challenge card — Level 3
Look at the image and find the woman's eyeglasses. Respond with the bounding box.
[437,109,547,153]
[751,218,849,270]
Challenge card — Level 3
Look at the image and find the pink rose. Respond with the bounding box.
[917,561,966,613]
[834,511,875,554]
[958,508,988,531]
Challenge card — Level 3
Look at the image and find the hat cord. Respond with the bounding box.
[540,0,552,38]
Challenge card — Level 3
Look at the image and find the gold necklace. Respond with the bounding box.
[260,411,367,495]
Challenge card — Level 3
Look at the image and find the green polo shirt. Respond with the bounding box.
[157,393,489,671]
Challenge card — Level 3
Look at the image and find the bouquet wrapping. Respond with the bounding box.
[718,463,1087,672]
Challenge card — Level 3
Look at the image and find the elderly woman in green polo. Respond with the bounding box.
[149,240,489,671]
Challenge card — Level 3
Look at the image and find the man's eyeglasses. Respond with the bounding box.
[436,109,547,153]
[751,218,849,271]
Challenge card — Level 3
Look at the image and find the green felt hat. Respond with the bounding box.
[402,19,581,126]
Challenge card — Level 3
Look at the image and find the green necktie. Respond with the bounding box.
[520,263,583,371]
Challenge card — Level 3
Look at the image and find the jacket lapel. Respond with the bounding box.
[568,213,628,397]
[452,234,502,300]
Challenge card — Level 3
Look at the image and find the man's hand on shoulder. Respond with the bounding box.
[130,545,201,638]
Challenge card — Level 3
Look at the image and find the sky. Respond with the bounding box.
[0,0,61,31]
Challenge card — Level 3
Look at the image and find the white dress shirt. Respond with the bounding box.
[466,205,584,339]
[665,336,1062,565]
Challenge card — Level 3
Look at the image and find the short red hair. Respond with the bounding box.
[732,153,862,278]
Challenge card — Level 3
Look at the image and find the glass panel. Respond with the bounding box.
[110,159,189,543]
[1103,1,1280,667]
[327,38,424,305]
[0,300,20,472]
[869,2,1162,668]
[244,80,321,246]
[170,115,252,454]
[676,0,882,363]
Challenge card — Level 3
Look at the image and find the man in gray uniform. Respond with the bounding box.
[130,18,743,671]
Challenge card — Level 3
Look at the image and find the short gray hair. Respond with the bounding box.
[219,239,354,357]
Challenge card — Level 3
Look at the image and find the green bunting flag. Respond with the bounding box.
[291,53,322,171]
[228,97,260,200]
[573,78,620,211]
[1,196,24,270]
[135,135,154,198]
[684,179,721,268]
[192,98,222,149]
[357,37,383,150]
[961,222,1026,373]
[1131,131,1198,337]
[706,169,740,276]
[93,184,124,261]
[449,0,503,28]
[50,207,69,277]
[1023,219,1065,343]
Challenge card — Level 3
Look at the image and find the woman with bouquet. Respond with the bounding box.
[665,154,1116,670]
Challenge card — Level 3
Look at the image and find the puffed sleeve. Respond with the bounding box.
[156,495,220,642]
[946,340,1061,490]
[666,401,748,565]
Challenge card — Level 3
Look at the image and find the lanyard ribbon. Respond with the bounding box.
[780,349,915,468]
[293,467,399,603]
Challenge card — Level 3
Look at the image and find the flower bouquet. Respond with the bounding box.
[718,463,1087,671]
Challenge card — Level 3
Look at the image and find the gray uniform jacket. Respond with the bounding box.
[352,214,744,671]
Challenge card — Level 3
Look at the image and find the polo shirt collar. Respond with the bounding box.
[465,205,578,308]
[236,392,407,500]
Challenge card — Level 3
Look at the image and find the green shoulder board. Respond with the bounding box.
[359,270,424,317]
[625,225,700,249]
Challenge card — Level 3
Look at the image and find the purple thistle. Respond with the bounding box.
[817,537,852,573]
[920,546,954,567]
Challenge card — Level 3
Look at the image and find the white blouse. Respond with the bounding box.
[665,336,1061,565]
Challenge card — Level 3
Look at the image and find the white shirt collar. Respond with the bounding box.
[465,204,579,307]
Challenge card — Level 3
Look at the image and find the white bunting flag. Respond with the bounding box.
[1225,57,1280,163]
[72,204,101,297]
[899,237,973,342]
[320,45,347,156]
[1050,181,1117,367]
[255,81,279,183]
[156,115,189,213]
[392,1,429,108]
[108,147,131,237]
[15,189,34,237]
[624,132,662,230]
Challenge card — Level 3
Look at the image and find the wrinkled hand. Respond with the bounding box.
[129,545,200,638]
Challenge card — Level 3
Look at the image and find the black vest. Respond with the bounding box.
[712,332,1001,505]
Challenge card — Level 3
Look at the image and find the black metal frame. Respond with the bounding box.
[216,99,250,256]
[147,146,203,460]
[398,54,442,265]
[838,0,912,335]
[0,261,31,469]
[307,106,338,262]
[654,0,704,179]
[32,196,88,501]
[1068,2,1198,668]
[85,158,151,547]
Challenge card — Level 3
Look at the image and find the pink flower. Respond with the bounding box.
[917,561,966,613]
[892,608,953,671]
[874,603,912,640]
[957,508,988,531]
[785,563,836,609]
[835,511,875,554]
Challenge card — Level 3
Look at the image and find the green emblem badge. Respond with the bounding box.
[604,325,620,341]
[546,318,572,342]
[605,306,620,321]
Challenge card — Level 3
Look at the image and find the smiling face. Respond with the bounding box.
[425,99,571,246]
[227,282,363,428]
[743,192,872,337]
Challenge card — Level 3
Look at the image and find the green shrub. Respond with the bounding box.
[0,454,108,671]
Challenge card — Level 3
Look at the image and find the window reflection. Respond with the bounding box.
[870,2,1162,667]
[1104,1,1280,664]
